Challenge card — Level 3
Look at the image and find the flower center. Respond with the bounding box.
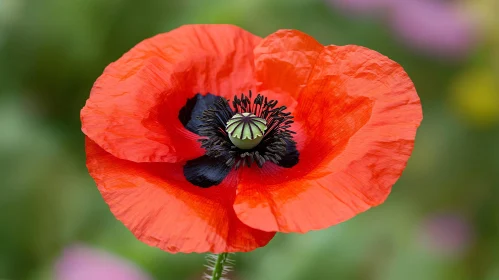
[196,91,298,169]
[226,113,267,149]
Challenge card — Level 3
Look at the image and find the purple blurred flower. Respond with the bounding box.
[419,213,474,257]
[390,0,477,58]
[327,0,478,59]
[55,244,152,280]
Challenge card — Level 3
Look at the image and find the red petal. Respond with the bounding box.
[253,30,323,109]
[81,24,261,163]
[86,138,274,253]
[234,31,422,233]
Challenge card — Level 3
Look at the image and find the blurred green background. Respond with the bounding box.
[1,0,498,279]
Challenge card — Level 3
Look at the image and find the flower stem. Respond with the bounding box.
[210,253,229,280]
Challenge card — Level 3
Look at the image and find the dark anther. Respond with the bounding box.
[197,90,298,169]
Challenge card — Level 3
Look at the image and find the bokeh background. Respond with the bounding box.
[1,0,498,279]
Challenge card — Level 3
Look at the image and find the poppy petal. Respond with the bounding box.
[254,29,323,102]
[183,155,231,188]
[85,138,275,253]
[81,24,261,163]
[235,31,422,233]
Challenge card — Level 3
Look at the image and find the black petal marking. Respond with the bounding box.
[278,139,300,168]
[183,155,232,188]
[178,93,226,134]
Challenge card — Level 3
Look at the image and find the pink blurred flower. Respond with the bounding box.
[390,0,478,58]
[419,213,474,257]
[55,244,152,280]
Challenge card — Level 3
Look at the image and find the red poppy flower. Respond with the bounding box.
[81,24,422,253]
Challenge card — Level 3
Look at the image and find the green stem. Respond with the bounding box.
[211,253,229,280]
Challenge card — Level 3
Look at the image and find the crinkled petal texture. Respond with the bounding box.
[82,25,275,253]
[81,24,261,163]
[234,30,422,233]
[86,139,274,253]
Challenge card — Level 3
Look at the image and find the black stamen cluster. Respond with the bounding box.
[197,91,296,168]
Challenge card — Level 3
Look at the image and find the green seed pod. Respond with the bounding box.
[226,113,267,150]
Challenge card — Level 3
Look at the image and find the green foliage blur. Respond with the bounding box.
[1,0,498,279]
